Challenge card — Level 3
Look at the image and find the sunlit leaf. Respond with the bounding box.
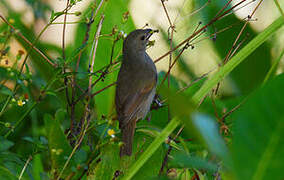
[232,73,284,180]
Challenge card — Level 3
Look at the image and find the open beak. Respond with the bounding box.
[145,29,154,40]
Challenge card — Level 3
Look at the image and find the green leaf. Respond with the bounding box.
[132,131,166,180]
[192,114,231,167]
[66,42,88,64]
[0,151,27,179]
[0,165,17,180]
[0,85,13,96]
[54,109,67,123]
[171,153,218,173]
[74,0,136,118]
[232,73,284,180]
[0,136,14,151]
[263,49,284,84]
[158,71,181,90]
[0,67,9,81]
[121,117,181,180]
[32,154,44,180]
[89,144,120,180]
[44,114,74,178]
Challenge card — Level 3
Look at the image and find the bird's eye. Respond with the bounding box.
[140,35,146,40]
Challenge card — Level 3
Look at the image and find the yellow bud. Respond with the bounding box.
[9,19,15,24]
[107,129,115,137]
[17,100,24,106]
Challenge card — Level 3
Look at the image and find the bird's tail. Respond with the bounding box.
[120,119,136,157]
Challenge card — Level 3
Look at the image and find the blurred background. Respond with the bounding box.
[0,0,284,179]
[2,0,283,83]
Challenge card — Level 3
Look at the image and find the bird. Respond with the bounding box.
[115,29,157,156]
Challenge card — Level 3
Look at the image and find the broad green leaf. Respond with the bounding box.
[171,153,218,173]
[32,154,44,180]
[192,114,231,167]
[73,0,136,118]
[44,114,74,178]
[131,131,166,180]
[0,166,17,180]
[263,49,284,84]
[0,85,13,96]
[232,73,284,180]
[0,67,9,81]
[121,117,181,180]
[0,136,14,151]
[89,144,120,180]
[93,0,135,118]
[0,152,29,179]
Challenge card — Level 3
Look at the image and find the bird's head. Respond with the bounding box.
[123,29,154,53]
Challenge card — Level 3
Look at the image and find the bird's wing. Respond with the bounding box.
[116,79,156,128]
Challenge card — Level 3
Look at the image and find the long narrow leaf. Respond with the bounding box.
[192,17,284,103]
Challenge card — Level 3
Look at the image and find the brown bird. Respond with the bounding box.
[115,29,157,156]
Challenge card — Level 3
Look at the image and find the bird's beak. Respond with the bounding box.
[145,29,154,40]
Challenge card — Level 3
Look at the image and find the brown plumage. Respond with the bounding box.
[115,29,157,156]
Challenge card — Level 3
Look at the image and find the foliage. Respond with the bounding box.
[0,0,283,179]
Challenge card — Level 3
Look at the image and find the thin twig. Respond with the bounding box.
[0,6,72,117]
[158,17,240,90]
[91,82,116,98]
[161,0,175,123]
[154,0,248,64]
[159,125,185,176]
[0,14,56,67]
[177,71,211,93]
[76,0,105,72]
[159,69,213,105]
[173,0,210,24]
[210,92,221,122]
[221,98,247,121]
[70,2,96,139]
[214,0,233,19]
[214,0,264,95]
[274,0,284,17]
[94,0,105,18]
[75,59,120,104]
[62,0,69,60]
[57,114,91,180]
[18,155,32,180]
[58,16,105,177]
[88,15,105,95]
[63,0,71,106]
[224,0,263,65]
[221,0,258,20]
[161,0,174,29]
[158,42,191,88]
[57,14,106,180]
